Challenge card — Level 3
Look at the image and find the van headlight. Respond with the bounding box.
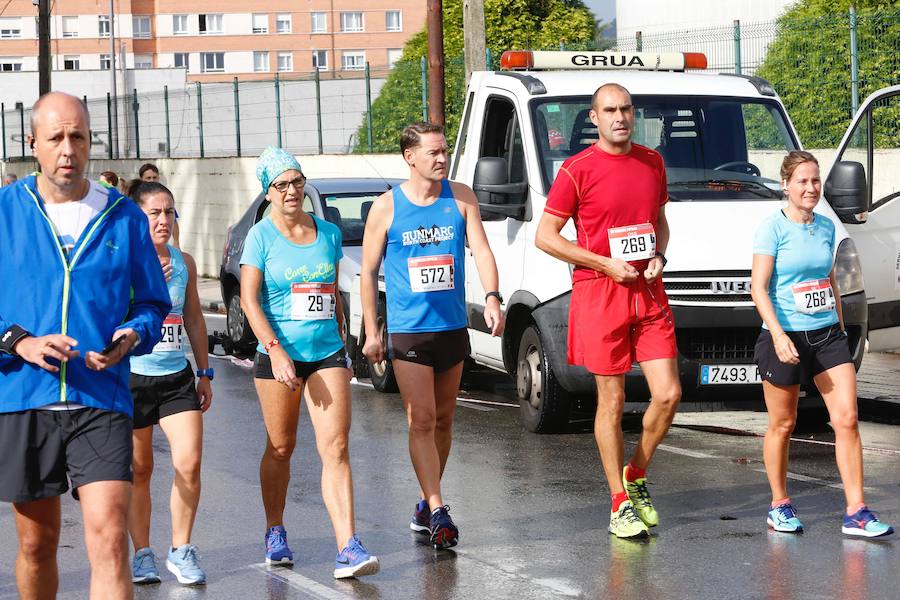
[835,238,865,295]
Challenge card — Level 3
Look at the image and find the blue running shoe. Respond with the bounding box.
[767,503,803,533]
[842,506,894,538]
[410,499,430,534]
[132,547,160,584]
[166,544,206,585]
[333,534,380,579]
[265,525,294,565]
[429,505,459,550]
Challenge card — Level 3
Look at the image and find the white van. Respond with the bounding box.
[348,52,900,432]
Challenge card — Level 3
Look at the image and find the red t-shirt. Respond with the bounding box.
[544,143,668,283]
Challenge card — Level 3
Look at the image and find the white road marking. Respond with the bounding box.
[752,468,848,491]
[349,378,374,389]
[204,312,226,320]
[456,397,518,408]
[350,378,516,410]
[452,550,583,598]
[250,563,352,600]
[656,444,716,459]
[789,436,900,457]
[456,400,496,412]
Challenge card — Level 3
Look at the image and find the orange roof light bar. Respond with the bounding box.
[499,51,709,72]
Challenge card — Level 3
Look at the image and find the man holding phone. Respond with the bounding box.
[0,92,170,599]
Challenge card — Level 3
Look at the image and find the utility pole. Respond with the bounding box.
[109,0,119,158]
[426,0,445,126]
[463,0,486,83]
[37,0,51,96]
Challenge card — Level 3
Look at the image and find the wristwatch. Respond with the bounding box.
[196,368,215,381]
[655,252,668,267]
[485,291,504,304]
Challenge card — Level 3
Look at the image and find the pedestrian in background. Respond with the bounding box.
[128,182,214,586]
[751,150,893,538]
[139,163,160,182]
[99,170,119,188]
[3,173,17,186]
[0,91,170,599]
[240,146,379,578]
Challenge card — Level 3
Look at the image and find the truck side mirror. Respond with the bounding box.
[473,157,528,219]
[824,161,868,223]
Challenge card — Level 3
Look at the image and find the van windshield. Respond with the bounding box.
[532,95,798,200]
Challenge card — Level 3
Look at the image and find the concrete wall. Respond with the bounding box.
[2,154,408,278]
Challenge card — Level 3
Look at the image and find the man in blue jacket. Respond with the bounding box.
[0,92,170,599]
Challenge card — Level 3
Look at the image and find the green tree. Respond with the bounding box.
[356,0,597,153]
[754,0,900,148]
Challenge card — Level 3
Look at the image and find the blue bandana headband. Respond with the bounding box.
[256,146,303,193]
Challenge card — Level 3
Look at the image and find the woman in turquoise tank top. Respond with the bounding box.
[751,151,893,538]
[127,183,213,585]
[239,147,379,578]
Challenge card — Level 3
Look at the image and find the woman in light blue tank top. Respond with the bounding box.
[751,151,893,538]
[127,183,214,583]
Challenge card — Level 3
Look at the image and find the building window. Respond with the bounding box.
[199,14,223,35]
[312,50,328,71]
[98,15,110,38]
[341,51,365,71]
[174,53,189,71]
[100,54,111,70]
[132,16,151,39]
[277,52,293,72]
[275,14,291,34]
[63,55,80,70]
[253,51,269,72]
[0,19,22,39]
[62,16,79,38]
[251,13,268,34]
[340,12,363,33]
[311,12,327,33]
[387,48,402,67]
[0,58,23,72]
[173,15,189,35]
[200,52,224,72]
[386,10,401,32]
[135,55,153,69]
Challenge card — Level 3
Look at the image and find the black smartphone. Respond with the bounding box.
[101,335,126,355]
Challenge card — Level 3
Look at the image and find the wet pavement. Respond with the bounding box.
[0,311,896,600]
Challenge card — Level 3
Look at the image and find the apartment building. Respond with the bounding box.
[0,1,425,81]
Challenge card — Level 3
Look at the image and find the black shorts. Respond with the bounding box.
[254,348,349,380]
[0,408,133,503]
[130,362,200,430]
[754,325,853,386]
[388,327,470,373]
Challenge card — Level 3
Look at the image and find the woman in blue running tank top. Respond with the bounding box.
[751,151,893,538]
[128,183,213,585]
[240,147,379,579]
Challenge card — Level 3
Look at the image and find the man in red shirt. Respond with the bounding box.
[535,83,681,539]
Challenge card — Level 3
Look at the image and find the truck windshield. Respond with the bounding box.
[532,95,798,200]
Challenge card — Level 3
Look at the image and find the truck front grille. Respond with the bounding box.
[676,327,759,361]
[663,271,754,306]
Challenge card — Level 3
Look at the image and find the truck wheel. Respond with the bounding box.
[516,324,571,433]
[226,291,256,353]
[366,315,398,393]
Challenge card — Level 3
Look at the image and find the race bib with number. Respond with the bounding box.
[408,255,455,293]
[155,314,184,352]
[608,223,656,262]
[791,279,836,314]
[291,282,336,320]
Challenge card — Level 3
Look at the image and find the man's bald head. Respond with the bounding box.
[30,92,91,136]
[591,83,631,112]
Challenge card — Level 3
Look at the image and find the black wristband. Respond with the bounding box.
[0,324,31,355]
[655,252,668,267]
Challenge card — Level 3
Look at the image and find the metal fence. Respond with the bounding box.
[614,8,900,147]
[0,67,393,161]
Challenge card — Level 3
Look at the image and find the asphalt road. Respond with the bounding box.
[0,312,897,600]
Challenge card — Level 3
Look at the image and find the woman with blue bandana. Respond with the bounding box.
[240,146,379,578]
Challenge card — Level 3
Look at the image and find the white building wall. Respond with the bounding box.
[156,15,174,37]
[223,13,252,36]
[228,52,255,74]
[617,0,795,35]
